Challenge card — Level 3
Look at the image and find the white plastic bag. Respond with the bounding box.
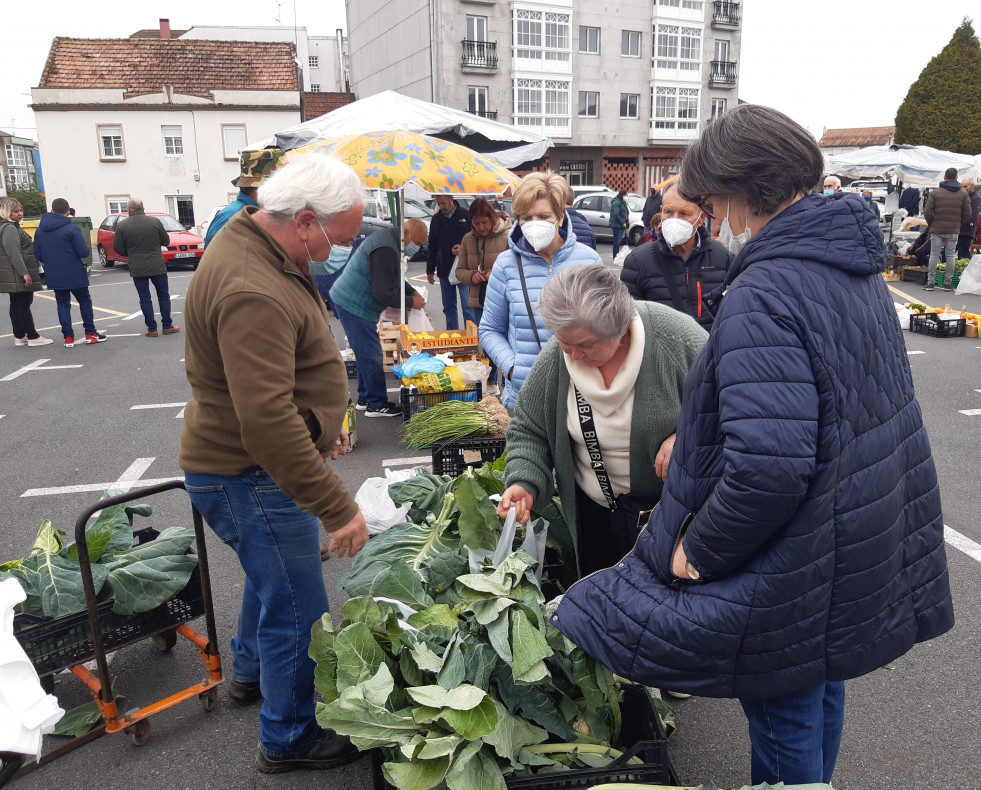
[354,477,411,535]
[955,254,981,296]
[407,309,434,333]
[447,255,461,285]
[468,506,549,582]
[613,247,630,267]
[455,359,490,387]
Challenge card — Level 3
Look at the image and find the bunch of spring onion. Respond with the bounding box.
[401,396,510,449]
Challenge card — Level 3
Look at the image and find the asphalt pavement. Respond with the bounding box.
[1,244,979,790]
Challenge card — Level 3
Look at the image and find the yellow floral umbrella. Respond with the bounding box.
[285,130,520,195]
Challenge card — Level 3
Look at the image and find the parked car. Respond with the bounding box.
[97,213,205,269]
[572,192,647,245]
[569,184,614,201]
[358,198,435,261]
[199,205,224,239]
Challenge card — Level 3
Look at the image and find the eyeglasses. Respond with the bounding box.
[697,201,715,219]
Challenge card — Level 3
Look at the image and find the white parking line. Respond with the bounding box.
[945,526,981,564]
[109,333,143,337]
[958,409,981,416]
[121,311,142,321]
[381,456,432,468]
[131,402,187,410]
[1,359,84,381]
[21,457,182,498]
[907,350,925,355]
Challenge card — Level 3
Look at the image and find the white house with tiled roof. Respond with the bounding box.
[30,22,301,230]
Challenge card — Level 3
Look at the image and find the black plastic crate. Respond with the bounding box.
[909,314,966,338]
[431,436,506,476]
[13,529,204,678]
[371,684,678,790]
[901,266,928,284]
[400,382,482,421]
[345,359,358,379]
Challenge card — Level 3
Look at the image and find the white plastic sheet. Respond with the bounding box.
[955,255,981,296]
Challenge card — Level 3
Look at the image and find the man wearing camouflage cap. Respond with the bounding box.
[205,148,285,248]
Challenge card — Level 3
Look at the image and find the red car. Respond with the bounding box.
[97,213,205,269]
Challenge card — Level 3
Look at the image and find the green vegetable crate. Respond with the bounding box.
[400,382,483,421]
[371,684,679,790]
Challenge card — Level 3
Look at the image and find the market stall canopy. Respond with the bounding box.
[828,144,980,187]
[251,90,551,169]
[285,130,521,194]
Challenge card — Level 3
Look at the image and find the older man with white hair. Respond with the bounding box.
[822,175,841,195]
[179,154,369,774]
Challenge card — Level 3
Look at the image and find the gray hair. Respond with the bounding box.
[258,153,365,221]
[824,175,841,189]
[127,198,144,212]
[679,104,824,216]
[537,264,635,339]
[0,197,22,221]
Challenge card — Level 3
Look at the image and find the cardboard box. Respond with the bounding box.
[966,322,979,339]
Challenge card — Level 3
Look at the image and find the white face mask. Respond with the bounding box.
[521,220,557,252]
[719,199,752,255]
[660,217,695,248]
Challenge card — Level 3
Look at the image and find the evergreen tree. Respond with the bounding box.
[894,18,981,154]
[8,186,47,218]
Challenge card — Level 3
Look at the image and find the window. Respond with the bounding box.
[468,86,489,114]
[652,86,700,130]
[621,30,641,57]
[578,91,599,118]
[5,144,27,168]
[620,93,640,119]
[467,15,487,41]
[98,125,124,160]
[166,195,195,230]
[714,40,730,61]
[162,125,183,156]
[515,10,570,63]
[308,55,319,68]
[106,195,129,215]
[514,78,570,131]
[658,0,704,8]
[310,84,321,92]
[579,25,600,54]
[655,25,701,70]
[222,124,247,160]
[711,98,727,118]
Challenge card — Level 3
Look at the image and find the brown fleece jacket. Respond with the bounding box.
[179,209,357,532]
[455,211,512,308]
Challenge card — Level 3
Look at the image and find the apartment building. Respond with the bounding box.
[1,131,40,194]
[346,0,742,191]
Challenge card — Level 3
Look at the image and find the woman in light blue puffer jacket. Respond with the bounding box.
[479,171,602,409]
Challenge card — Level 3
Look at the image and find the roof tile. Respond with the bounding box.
[818,126,896,148]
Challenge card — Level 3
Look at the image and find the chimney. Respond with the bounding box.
[160,19,171,40]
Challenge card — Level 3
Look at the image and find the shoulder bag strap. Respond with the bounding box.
[661,251,686,312]
[573,385,618,511]
[515,254,543,350]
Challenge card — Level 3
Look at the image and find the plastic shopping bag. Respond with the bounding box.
[468,506,549,582]
[354,477,411,535]
[390,353,446,378]
[955,255,981,296]
[407,309,434,334]
[401,366,467,393]
[448,255,461,285]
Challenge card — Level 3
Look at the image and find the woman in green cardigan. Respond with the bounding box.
[497,264,707,577]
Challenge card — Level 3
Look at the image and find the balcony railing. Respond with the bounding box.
[466,109,498,120]
[712,1,741,26]
[461,40,498,69]
[709,60,738,85]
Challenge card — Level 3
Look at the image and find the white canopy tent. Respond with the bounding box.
[250,90,551,169]
[828,144,981,187]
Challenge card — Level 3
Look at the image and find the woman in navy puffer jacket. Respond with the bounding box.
[553,105,954,787]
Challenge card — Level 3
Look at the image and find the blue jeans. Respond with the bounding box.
[739,680,845,785]
[133,273,173,331]
[927,233,958,288]
[54,287,96,339]
[334,304,388,408]
[611,225,626,258]
[473,308,498,386]
[439,278,477,331]
[184,468,328,758]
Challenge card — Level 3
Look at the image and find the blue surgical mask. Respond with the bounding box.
[305,220,352,275]
[864,195,871,202]
[404,241,421,258]
[823,189,835,197]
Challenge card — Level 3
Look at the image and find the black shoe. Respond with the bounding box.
[355,398,368,411]
[227,679,262,705]
[943,286,954,291]
[255,730,360,773]
[923,285,934,291]
[364,402,401,417]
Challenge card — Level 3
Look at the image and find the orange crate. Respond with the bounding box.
[399,321,479,355]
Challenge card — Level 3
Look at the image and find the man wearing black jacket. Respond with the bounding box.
[426,195,473,330]
[641,186,662,229]
[620,183,729,329]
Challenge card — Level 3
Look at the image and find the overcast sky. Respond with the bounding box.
[1,0,976,144]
